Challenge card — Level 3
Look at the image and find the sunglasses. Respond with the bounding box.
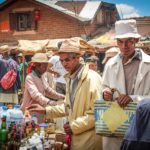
[60,57,75,63]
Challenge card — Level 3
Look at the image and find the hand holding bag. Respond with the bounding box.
[94,88,137,137]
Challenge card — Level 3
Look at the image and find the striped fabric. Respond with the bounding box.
[94,100,137,137]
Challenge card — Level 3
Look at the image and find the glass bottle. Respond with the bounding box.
[0,115,8,144]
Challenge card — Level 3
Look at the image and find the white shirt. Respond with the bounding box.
[49,55,67,84]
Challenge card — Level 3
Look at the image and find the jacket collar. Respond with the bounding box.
[109,49,150,93]
[110,49,150,66]
[65,63,89,81]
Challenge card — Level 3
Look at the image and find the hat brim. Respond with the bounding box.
[102,57,108,64]
[30,60,49,63]
[115,33,141,39]
[0,49,10,53]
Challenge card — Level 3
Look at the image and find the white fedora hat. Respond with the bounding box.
[115,19,141,39]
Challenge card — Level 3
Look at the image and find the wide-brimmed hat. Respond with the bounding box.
[0,45,10,53]
[102,47,120,64]
[115,19,141,39]
[57,39,84,55]
[30,53,48,63]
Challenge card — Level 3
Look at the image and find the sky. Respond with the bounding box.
[103,0,150,18]
[0,0,149,18]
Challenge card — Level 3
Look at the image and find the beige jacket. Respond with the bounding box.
[46,64,103,150]
[102,49,150,102]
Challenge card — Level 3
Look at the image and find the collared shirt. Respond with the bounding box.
[69,64,84,108]
[121,50,142,95]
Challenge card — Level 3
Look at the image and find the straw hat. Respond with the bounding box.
[57,39,84,55]
[0,45,10,53]
[115,19,141,39]
[102,47,120,64]
[30,53,48,63]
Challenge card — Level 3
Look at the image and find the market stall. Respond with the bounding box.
[0,37,98,150]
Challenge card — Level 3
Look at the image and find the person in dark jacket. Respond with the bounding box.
[0,45,21,104]
[121,98,150,150]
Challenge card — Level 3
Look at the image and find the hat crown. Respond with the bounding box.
[59,39,80,53]
[31,53,48,63]
[115,19,141,39]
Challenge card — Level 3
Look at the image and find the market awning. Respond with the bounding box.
[95,29,117,46]
[18,39,49,55]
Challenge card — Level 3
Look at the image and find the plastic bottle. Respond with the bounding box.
[40,126,45,141]
[11,105,24,125]
[39,123,49,140]
[44,139,52,150]
[7,105,13,128]
[1,106,8,118]
[0,115,8,144]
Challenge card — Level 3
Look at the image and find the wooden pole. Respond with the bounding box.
[22,54,25,92]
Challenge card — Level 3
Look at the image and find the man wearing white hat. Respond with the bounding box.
[102,19,150,150]
[28,39,103,150]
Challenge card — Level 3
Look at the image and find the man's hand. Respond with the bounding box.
[63,123,72,135]
[116,94,132,107]
[27,104,46,114]
[103,88,113,101]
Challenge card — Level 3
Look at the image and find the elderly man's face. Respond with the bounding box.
[59,53,80,74]
[35,63,48,75]
[117,38,137,58]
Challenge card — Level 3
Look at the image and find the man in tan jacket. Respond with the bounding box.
[28,39,103,150]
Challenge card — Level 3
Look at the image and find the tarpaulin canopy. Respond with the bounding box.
[1,37,98,55]
[95,30,117,46]
[18,39,49,54]
[46,39,67,51]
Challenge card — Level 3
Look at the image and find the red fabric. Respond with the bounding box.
[0,69,17,90]
[65,134,72,150]
[26,63,35,74]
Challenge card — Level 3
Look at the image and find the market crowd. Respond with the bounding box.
[0,19,150,150]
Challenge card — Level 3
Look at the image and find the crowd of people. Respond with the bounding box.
[0,19,150,150]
